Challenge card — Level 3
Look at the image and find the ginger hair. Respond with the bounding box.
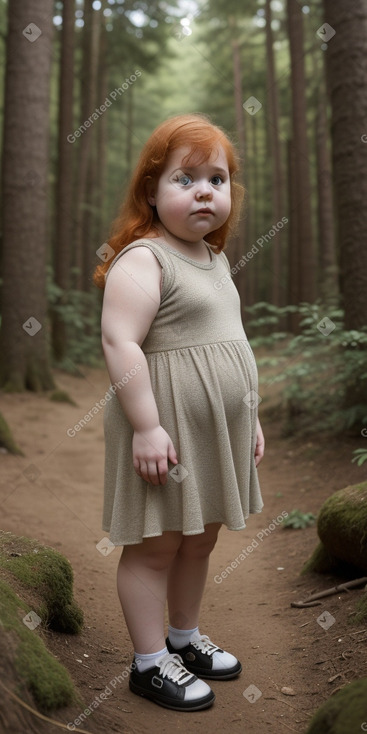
[94,113,244,288]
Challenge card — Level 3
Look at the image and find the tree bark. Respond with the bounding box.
[0,0,55,391]
[52,0,75,360]
[323,0,367,328]
[73,0,100,289]
[287,138,299,333]
[97,15,109,246]
[229,16,246,261]
[265,0,284,307]
[315,92,338,301]
[287,0,316,304]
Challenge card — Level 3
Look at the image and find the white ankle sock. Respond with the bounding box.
[134,646,167,673]
[168,625,200,649]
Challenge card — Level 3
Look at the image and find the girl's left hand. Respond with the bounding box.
[254,417,265,467]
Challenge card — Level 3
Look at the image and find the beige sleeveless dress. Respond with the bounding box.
[102,238,263,545]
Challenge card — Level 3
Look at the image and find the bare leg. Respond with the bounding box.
[167,523,221,630]
[117,531,182,654]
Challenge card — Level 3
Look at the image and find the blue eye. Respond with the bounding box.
[177,174,192,185]
[211,175,223,185]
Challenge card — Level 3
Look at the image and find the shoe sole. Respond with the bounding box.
[129,680,215,711]
[182,662,242,680]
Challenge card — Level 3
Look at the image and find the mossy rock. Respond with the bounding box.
[302,542,363,576]
[0,531,83,633]
[305,678,367,734]
[307,481,367,574]
[0,578,78,713]
[302,542,344,575]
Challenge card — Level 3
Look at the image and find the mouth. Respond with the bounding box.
[194,208,214,215]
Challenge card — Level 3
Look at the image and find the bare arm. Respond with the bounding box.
[101,247,178,485]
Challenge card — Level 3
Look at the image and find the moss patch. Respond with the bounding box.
[0,411,23,455]
[306,678,367,734]
[49,389,77,406]
[354,590,367,624]
[0,578,78,712]
[0,531,83,633]
[316,481,367,573]
[302,542,342,575]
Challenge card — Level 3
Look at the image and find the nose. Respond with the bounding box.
[195,179,213,200]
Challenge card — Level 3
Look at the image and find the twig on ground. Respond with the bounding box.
[290,577,367,608]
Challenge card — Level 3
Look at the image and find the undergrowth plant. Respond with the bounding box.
[247,301,367,436]
[48,270,103,370]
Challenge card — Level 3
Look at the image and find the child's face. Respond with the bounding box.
[147,145,231,244]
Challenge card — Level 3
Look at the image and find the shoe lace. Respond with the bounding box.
[157,653,193,685]
[191,634,220,657]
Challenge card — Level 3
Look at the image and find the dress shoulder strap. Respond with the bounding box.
[104,238,175,301]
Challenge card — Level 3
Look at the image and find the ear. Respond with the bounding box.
[146,180,156,206]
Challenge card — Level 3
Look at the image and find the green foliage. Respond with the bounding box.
[352,449,367,467]
[47,274,103,369]
[282,509,316,529]
[248,301,367,436]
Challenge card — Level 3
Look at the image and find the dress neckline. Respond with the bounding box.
[145,237,217,270]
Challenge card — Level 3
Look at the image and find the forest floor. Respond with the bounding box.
[1,364,367,734]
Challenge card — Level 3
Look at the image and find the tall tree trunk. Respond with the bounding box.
[97,15,109,246]
[125,82,134,184]
[239,114,259,313]
[287,138,299,333]
[73,0,100,289]
[52,0,75,361]
[265,0,284,307]
[287,0,316,304]
[83,139,98,292]
[230,16,246,260]
[0,0,55,391]
[323,0,367,328]
[315,92,338,301]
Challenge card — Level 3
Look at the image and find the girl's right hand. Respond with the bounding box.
[132,426,178,486]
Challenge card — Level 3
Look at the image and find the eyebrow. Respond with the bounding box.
[174,165,229,176]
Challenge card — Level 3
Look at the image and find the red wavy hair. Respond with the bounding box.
[94,113,244,288]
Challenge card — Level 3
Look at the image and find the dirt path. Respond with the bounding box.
[1,367,365,734]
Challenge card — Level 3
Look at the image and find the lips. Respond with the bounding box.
[194,208,213,214]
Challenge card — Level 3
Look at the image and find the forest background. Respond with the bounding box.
[0,0,366,441]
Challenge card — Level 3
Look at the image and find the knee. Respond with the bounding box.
[178,531,219,561]
[121,535,181,572]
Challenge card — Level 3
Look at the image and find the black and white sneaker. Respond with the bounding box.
[129,652,215,711]
[166,634,242,680]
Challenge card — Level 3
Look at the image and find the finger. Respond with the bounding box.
[168,444,178,465]
[157,458,168,485]
[139,460,149,483]
[147,460,160,486]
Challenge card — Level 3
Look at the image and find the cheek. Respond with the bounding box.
[218,194,232,220]
[160,193,188,218]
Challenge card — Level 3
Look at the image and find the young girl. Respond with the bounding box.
[95,113,264,712]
